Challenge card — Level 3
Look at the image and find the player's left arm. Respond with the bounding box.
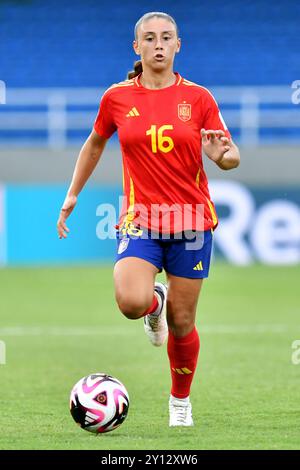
[201,129,240,170]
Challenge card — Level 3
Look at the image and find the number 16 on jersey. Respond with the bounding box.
[146,125,174,154]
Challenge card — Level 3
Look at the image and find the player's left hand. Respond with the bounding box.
[201,129,231,163]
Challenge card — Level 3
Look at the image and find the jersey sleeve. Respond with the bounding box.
[94,90,117,139]
[201,90,231,139]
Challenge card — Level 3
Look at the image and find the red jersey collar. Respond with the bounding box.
[134,72,182,90]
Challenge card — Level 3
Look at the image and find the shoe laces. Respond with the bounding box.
[170,401,191,423]
[145,288,164,331]
[147,313,161,332]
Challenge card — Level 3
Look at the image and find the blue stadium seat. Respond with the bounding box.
[0,0,298,87]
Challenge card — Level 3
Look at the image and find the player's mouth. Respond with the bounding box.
[154,54,165,61]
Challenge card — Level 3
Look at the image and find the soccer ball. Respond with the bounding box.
[69,373,130,433]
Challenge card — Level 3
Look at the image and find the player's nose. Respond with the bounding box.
[155,39,163,49]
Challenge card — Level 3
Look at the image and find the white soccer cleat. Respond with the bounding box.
[169,395,194,427]
[143,282,168,347]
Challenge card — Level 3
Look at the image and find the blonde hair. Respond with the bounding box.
[127,12,178,80]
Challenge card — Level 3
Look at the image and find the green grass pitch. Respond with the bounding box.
[0,263,299,450]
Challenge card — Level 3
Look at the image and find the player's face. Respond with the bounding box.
[133,18,181,71]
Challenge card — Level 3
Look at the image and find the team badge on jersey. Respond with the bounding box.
[118,238,130,254]
[178,103,191,122]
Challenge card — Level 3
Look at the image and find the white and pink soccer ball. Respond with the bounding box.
[70,373,130,433]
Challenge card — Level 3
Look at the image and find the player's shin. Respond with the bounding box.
[167,326,200,399]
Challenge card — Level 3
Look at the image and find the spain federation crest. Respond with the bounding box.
[178,103,191,122]
[118,237,129,254]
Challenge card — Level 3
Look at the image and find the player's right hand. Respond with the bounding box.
[57,194,77,239]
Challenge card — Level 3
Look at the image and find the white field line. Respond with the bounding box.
[0,324,295,336]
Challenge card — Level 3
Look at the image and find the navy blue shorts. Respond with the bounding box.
[115,229,213,279]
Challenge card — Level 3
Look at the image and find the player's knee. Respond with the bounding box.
[116,293,152,320]
[167,310,195,337]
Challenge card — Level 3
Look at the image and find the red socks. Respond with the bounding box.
[142,295,200,399]
[167,326,200,399]
[141,293,159,317]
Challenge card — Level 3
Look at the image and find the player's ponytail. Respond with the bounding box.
[127,60,143,79]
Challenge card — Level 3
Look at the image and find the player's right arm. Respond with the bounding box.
[57,130,108,239]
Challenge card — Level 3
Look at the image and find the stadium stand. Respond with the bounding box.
[0,0,299,87]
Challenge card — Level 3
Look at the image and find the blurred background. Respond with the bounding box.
[0,0,299,266]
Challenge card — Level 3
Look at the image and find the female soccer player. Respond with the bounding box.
[57,11,240,427]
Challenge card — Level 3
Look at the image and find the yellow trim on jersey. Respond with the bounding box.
[116,78,134,85]
[196,168,201,186]
[206,198,218,226]
[119,172,140,236]
[135,73,181,88]
[126,176,135,222]
[104,81,134,91]
[110,82,134,89]
[102,81,134,98]
[183,80,219,107]
[176,75,183,86]
[129,177,134,207]
[182,79,202,88]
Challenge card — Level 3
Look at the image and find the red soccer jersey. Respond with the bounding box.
[94,72,231,235]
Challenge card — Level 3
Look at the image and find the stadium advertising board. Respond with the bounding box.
[1,182,299,266]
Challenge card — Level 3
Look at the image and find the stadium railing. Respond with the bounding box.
[0,85,298,148]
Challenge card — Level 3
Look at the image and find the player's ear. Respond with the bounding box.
[133,40,140,56]
[176,38,181,54]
